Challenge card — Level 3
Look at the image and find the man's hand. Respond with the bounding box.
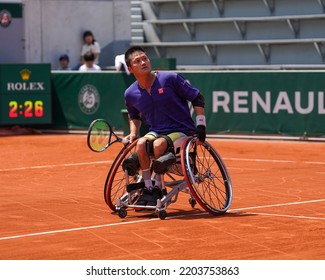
[126,132,137,143]
[197,125,206,143]
[196,115,206,143]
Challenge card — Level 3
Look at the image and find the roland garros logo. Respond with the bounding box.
[78,84,100,115]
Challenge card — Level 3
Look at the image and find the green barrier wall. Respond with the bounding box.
[182,71,325,137]
[51,71,325,137]
[51,72,135,130]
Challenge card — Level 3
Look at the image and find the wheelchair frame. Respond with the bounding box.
[104,136,233,220]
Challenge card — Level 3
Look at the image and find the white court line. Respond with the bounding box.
[225,157,295,163]
[1,157,325,173]
[224,157,325,165]
[230,198,325,211]
[0,218,158,241]
[1,198,324,242]
[0,160,112,172]
[243,212,325,221]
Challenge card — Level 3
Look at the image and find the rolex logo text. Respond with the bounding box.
[7,82,45,91]
[6,68,45,91]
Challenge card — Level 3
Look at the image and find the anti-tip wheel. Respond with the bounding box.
[158,210,167,220]
[189,197,197,208]
[118,207,127,218]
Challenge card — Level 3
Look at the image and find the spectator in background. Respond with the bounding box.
[79,52,101,71]
[0,10,11,28]
[80,30,101,65]
[57,54,71,70]
[115,54,130,75]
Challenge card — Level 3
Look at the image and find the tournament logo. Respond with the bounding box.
[78,84,100,115]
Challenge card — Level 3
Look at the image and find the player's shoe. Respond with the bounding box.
[135,188,154,208]
[126,182,145,192]
[146,187,164,207]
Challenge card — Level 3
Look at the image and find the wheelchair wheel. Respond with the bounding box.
[104,139,140,211]
[181,137,233,215]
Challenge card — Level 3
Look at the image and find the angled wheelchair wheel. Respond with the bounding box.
[181,137,233,215]
[104,139,140,211]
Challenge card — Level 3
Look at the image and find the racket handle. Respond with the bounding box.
[121,138,129,145]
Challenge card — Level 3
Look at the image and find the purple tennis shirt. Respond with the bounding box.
[124,72,199,135]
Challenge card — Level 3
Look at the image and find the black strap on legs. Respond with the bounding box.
[159,135,175,155]
[151,135,177,174]
[145,139,154,157]
[146,135,175,157]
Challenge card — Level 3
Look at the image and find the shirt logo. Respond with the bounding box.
[158,88,164,94]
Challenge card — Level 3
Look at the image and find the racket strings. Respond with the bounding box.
[88,120,111,152]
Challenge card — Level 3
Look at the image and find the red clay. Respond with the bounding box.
[0,134,324,259]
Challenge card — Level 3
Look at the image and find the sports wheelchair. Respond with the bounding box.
[87,119,233,220]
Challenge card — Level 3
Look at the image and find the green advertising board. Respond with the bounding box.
[181,71,325,137]
[51,72,135,130]
[50,71,325,137]
[0,64,52,125]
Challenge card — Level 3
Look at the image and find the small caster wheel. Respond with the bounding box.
[118,207,127,218]
[189,197,197,208]
[158,210,167,220]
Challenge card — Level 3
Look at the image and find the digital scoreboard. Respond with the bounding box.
[0,64,52,125]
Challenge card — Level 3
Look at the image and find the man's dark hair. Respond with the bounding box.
[124,46,146,67]
[84,52,95,62]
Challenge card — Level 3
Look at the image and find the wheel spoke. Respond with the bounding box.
[183,138,232,215]
[104,140,138,211]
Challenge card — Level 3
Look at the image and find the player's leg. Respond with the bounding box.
[132,132,159,207]
[152,132,186,174]
[145,133,187,207]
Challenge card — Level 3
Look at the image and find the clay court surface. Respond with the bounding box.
[0,133,324,260]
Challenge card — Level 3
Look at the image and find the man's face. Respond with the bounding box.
[85,60,94,68]
[128,51,152,76]
[60,59,69,69]
[1,13,10,25]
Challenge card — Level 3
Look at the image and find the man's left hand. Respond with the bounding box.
[197,125,206,143]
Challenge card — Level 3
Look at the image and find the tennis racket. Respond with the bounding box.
[87,119,129,152]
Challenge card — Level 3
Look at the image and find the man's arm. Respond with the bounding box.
[192,93,206,143]
[128,118,142,142]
